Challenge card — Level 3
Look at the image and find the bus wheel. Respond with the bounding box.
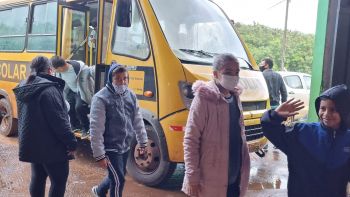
[0,98,17,136]
[127,124,176,186]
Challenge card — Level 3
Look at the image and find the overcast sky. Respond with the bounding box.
[213,0,318,34]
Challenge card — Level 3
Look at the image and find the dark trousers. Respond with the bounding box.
[30,161,69,197]
[66,90,90,132]
[270,100,280,110]
[227,178,240,197]
[96,151,129,197]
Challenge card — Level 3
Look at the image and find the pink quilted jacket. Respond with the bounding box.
[182,80,250,197]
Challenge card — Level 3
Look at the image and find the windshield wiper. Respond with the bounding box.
[179,49,217,58]
[236,57,253,70]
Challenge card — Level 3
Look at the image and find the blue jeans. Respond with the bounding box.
[96,151,129,197]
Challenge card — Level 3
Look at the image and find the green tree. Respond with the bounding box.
[235,23,314,74]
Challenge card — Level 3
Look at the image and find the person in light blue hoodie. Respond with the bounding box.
[51,56,95,139]
[90,63,148,197]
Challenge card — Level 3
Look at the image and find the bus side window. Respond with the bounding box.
[0,6,28,51]
[27,2,57,52]
[112,0,150,59]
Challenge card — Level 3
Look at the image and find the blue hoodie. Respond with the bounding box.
[261,84,350,197]
[90,63,148,160]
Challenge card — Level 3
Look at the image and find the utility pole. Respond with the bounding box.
[281,0,290,71]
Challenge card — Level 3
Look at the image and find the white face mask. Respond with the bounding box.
[113,84,127,94]
[218,74,239,91]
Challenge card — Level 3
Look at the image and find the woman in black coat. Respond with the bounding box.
[13,56,77,197]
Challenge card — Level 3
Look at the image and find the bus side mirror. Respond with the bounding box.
[116,0,132,27]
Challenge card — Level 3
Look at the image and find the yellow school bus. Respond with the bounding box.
[0,0,269,186]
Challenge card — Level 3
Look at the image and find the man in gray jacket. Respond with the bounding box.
[51,56,95,139]
[90,63,148,197]
[259,58,287,109]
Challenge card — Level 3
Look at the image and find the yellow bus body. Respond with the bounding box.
[0,0,269,186]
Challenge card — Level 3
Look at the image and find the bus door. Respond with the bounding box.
[96,0,113,65]
[105,0,156,107]
[57,2,89,64]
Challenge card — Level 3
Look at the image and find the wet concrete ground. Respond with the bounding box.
[0,135,289,197]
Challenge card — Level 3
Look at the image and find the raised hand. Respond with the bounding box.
[275,98,305,118]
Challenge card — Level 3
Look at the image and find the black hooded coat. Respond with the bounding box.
[13,74,77,163]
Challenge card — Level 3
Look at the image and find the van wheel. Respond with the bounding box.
[127,124,176,186]
[0,98,17,136]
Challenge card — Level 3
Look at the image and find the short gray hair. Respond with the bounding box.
[213,53,239,71]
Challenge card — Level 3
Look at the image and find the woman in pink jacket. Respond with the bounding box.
[182,54,250,197]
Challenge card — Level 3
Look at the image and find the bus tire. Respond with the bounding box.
[127,124,177,186]
[0,98,17,136]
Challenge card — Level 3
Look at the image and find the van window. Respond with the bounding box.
[149,0,249,65]
[284,75,303,89]
[27,2,57,51]
[303,76,311,89]
[112,0,150,59]
[0,6,28,51]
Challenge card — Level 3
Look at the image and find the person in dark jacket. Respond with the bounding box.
[259,58,287,109]
[261,84,350,197]
[13,56,77,197]
[90,63,148,197]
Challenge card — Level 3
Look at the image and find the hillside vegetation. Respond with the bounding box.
[235,23,314,74]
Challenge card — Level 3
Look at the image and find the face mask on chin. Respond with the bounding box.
[113,84,127,94]
[217,74,239,91]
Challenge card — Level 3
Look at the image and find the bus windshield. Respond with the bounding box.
[149,0,250,68]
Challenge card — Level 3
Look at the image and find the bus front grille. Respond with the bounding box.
[245,124,264,141]
[242,101,266,111]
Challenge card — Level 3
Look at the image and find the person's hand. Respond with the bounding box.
[275,98,304,118]
[187,184,200,197]
[98,158,108,169]
[137,147,147,158]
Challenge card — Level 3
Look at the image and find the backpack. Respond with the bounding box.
[66,60,81,75]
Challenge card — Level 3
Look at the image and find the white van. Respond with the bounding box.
[278,71,311,121]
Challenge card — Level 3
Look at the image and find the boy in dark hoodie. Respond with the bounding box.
[90,63,148,197]
[261,84,350,197]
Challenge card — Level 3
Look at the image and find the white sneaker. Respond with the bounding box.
[91,185,99,197]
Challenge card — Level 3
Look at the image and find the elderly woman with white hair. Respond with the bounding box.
[182,53,250,197]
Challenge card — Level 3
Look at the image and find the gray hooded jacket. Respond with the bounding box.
[90,64,147,160]
[57,60,95,105]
